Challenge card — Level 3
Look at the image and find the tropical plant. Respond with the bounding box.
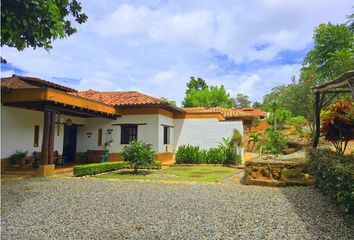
[218,137,242,165]
[9,150,28,166]
[320,101,354,155]
[175,145,206,164]
[266,108,292,131]
[287,115,307,135]
[258,129,288,155]
[230,129,243,156]
[121,141,155,173]
[248,132,261,152]
[1,0,88,51]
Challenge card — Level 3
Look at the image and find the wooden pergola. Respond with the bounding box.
[312,70,354,148]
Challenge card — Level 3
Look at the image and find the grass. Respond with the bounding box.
[96,165,242,183]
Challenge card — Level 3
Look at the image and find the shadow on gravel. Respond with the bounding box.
[279,186,354,238]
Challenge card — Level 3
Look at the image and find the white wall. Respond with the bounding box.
[1,106,84,158]
[76,114,160,153]
[173,118,244,151]
[1,106,244,159]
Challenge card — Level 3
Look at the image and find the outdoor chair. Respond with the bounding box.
[101,150,109,163]
[32,151,41,168]
[54,151,65,166]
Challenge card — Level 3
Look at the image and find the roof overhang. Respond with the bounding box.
[312,70,354,94]
[2,88,121,119]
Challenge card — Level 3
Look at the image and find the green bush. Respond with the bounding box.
[10,150,28,165]
[73,161,162,177]
[206,148,225,164]
[121,140,155,173]
[73,162,128,177]
[175,145,206,164]
[176,142,241,165]
[258,129,288,154]
[308,148,354,214]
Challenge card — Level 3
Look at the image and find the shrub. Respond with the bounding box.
[73,162,128,177]
[320,101,354,155]
[206,148,225,164]
[308,148,354,214]
[10,150,28,165]
[176,140,242,165]
[175,145,206,164]
[218,138,241,165]
[121,141,155,173]
[258,129,288,155]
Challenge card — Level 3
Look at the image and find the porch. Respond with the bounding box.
[1,76,120,176]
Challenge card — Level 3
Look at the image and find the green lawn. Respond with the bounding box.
[96,165,242,183]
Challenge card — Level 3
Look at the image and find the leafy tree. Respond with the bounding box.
[302,22,354,83]
[252,101,262,108]
[160,97,177,106]
[1,0,88,51]
[234,93,252,108]
[320,101,354,155]
[185,77,208,94]
[266,108,292,131]
[121,141,155,174]
[182,84,234,108]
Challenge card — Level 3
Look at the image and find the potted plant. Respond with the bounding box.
[9,150,28,167]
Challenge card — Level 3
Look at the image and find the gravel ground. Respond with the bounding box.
[1,178,353,240]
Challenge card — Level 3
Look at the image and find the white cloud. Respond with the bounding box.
[1,0,352,106]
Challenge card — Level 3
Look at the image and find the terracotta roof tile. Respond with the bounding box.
[75,90,166,106]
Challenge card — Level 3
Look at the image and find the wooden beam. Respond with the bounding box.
[48,111,55,165]
[41,110,50,164]
[313,92,321,149]
[322,92,339,108]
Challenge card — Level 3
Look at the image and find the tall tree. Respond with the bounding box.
[185,77,208,94]
[252,101,262,108]
[1,0,88,51]
[234,93,252,108]
[182,79,234,108]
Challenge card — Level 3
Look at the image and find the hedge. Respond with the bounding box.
[175,144,241,165]
[308,148,354,214]
[73,161,161,177]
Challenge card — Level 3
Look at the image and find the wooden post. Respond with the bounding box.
[48,111,55,165]
[312,92,321,148]
[41,110,51,164]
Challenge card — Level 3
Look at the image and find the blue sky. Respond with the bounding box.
[1,0,352,105]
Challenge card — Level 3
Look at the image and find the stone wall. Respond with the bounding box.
[243,158,314,187]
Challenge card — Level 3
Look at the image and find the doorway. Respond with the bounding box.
[63,125,77,162]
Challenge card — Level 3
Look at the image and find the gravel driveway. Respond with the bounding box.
[1,178,353,239]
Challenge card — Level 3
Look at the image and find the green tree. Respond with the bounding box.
[302,22,354,83]
[1,0,88,51]
[234,93,252,108]
[185,77,208,94]
[182,85,234,108]
[160,97,177,106]
[121,141,155,174]
[252,101,262,108]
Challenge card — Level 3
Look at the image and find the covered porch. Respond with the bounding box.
[1,76,120,176]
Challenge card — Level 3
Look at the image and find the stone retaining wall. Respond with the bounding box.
[243,158,314,187]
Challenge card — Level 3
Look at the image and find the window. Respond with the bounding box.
[34,125,40,147]
[163,126,170,145]
[121,125,138,144]
[98,129,103,146]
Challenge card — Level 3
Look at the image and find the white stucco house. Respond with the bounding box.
[1,75,266,175]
